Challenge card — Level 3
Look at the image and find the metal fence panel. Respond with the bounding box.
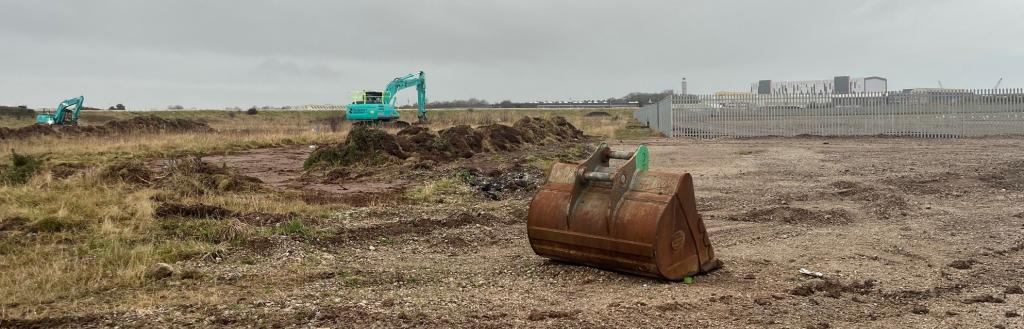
[661,89,1024,138]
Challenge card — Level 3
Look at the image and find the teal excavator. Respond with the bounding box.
[347,71,426,123]
[36,96,85,126]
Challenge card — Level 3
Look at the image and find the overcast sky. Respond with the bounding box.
[1,0,1022,109]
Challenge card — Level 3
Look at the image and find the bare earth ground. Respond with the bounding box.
[5,137,1024,328]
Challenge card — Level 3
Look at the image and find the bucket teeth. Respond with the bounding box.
[526,144,719,280]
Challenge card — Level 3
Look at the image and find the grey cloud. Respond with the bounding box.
[0,0,1021,108]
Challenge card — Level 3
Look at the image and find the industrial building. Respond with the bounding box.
[750,76,887,95]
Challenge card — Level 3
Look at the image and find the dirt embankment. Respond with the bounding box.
[0,116,214,140]
[305,116,585,168]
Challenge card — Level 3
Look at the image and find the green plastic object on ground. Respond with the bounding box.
[346,71,426,123]
[36,96,85,126]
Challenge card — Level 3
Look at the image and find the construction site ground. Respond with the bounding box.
[4,135,1024,328]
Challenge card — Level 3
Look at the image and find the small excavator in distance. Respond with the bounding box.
[347,71,427,123]
[36,96,85,126]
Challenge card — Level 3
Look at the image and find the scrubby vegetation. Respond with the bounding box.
[0,107,645,321]
[0,151,43,185]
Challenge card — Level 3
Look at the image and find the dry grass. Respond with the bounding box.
[0,107,648,310]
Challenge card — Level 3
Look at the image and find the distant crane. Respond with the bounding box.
[937,80,944,89]
[994,77,1003,89]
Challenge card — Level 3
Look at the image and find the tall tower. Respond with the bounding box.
[680,78,688,96]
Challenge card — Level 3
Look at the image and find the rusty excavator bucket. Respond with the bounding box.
[527,144,720,280]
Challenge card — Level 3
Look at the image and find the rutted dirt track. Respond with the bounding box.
[6,137,1024,328]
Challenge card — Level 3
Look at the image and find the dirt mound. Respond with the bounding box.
[155,157,263,196]
[977,160,1024,190]
[48,163,86,179]
[963,294,1005,304]
[306,116,584,168]
[100,161,154,184]
[0,115,213,140]
[154,203,234,219]
[790,279,876,298]
[303,126,405,168]
[352,120,411,130]
[103,116,213,134]
[513,116,583,143]
[100,157,261,197]
[584,111,611,117]
[733,206,852,225]
[831,182,910,218]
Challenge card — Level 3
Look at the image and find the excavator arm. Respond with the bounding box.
[382,71,427,122]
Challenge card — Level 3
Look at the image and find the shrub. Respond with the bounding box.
[1,151,43,185]
[246,107,259,115]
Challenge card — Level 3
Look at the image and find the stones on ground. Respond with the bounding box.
[526,309,578,321]
[1006,310,1020,318]
[1004,285,1023,294]
[963,294,1005,304]
[948,259,976,270]
[147,263,175,280]
[805,322,830,329]
[910,305,929,315]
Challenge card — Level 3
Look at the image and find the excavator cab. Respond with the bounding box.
[352,91,384,105]
[348,91,399,121]
[526,144,720,280]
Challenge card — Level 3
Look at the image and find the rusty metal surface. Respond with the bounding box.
[526,144,720,280]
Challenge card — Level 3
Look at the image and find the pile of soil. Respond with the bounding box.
[306,116,584,167]
[99,161,154,184]
[0,115,214,140]
[100,157,262,196]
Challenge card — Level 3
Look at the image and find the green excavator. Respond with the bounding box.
[347,71,426,123]
[36,96,85,126]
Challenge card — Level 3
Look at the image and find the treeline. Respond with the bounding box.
[397,90,675,109]
[397,98,492,109]
[0,106,36,119]
[606,90,674,105]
